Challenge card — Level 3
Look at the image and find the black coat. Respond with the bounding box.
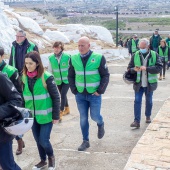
[9,38,39,75]
[0,72,22,143]
[68,51,110,95]
[127,50,162,92]
[24,75,60,120]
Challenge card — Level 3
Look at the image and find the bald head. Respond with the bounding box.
[78,36,90,55]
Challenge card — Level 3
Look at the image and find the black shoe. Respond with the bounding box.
[146,117,151,123]
[78,141,90,151]
[32,160,47,170]
[97,123,105,139]
[130,121,140,128]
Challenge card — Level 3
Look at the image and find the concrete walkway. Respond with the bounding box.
[13,58,170,170]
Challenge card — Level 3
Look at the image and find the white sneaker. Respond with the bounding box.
[32,160,47,170]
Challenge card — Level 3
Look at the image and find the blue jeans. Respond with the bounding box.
[0,140,21,170]
[134,87,153,123]
[32,119,54,161]
[75,93,104,141]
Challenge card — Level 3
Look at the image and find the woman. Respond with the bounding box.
[157,39,170,80]
[48,41,70,122]
[22,51,60,170]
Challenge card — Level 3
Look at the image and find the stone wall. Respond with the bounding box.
[124,98,170,170]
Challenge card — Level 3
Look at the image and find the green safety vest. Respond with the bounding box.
[158,46,168,62]
[134,50,157,84]
[131,39,138,53]
[22,71,53,124]
[1,63,17,78]
[71,52,102,93]
[48,53,70,85]
[12,42,35,67]
[168,41,170,47]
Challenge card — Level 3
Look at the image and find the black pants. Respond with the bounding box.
[57,83,69,111]
[160,61,167,76]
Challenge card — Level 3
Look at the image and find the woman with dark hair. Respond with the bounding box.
[157,39,170,80]
[48,41,70,122]
[22,51,60,170]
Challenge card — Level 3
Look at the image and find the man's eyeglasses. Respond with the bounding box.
[16,35,25,38]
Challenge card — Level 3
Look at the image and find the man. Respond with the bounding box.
[128,38,162,128]
[0,72,22,170]
[118,38,123,47]
[9,29,39,76]
[68,36,110,151]
[150,30,162,52]
[165,34,170,47]
[128,34,139,56]
[0,47,24,156]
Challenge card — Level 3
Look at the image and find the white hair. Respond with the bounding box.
[17,29,26,36]
[139,38,150,46]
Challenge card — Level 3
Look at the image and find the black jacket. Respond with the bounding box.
[128,50,162,92]
[0,72,22,143]
[24,75,60,120]
[0,61,22,94]
[68,51,110,95]
[9,38,39,75]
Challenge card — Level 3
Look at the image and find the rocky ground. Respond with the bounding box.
[12,58,170,170]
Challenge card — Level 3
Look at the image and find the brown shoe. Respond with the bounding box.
[146,117,151,123]
[159,76,162,80]
[130,121,140,128]
[48,156,56,169]
[163,75,165,79]
[16,138,25,155]
[63,107,70,116]
[59,111,63,122]
[32,160,47,169]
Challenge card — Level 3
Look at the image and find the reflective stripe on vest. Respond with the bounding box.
[48,53,70,85]
[158,46,168,62]
[131,39,138,53]
[23,71,53,124]
[12,42,35,67]
[2,64,17,78]
[134,50,157,84]
[71,52,102,93]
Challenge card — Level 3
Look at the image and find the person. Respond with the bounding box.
[118,38,123,47]
[150,30,162,52]
[9,29,39,155]
[68,36,110,151]
[128,38,162,128]
[124,38,129,48]
[157,40,170,80]
[165,34,170,47]
[0,72,22,170]
[48,41,70,122]
[128,34,139,56]
[9,29,39,76]
[22,51,60,170]
[0,47,24,155]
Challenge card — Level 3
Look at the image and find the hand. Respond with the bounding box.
[92,92,100,96]
[134,66,141,72]
[52,120,59,124]
[140,66,146,71]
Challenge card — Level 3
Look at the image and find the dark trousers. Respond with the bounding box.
[57,83,69,111]
[0,140,21,170]
[32,120,54,161]
[160,61,167,76]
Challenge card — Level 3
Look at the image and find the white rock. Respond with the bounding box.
[43,30,70,43]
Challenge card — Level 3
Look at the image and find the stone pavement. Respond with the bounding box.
[12,58,170,170]
[124,97,170,170]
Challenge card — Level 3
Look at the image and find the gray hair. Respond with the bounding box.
[139,38,150,46]
[17,29,26,36]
